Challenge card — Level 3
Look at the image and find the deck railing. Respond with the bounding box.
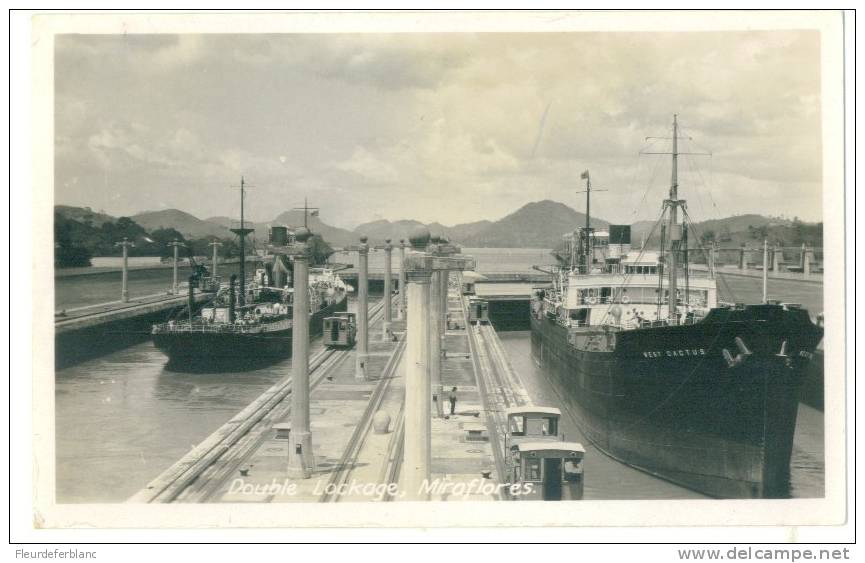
[152,319,292,334]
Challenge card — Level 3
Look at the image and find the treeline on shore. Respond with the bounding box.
[54,212,334,268]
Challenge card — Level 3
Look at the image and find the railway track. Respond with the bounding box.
[462,293,530,495]
[378,403,406,501]
[318,335,407,502]
[130,297,392,503]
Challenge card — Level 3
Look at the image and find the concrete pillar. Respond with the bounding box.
[356,236,370,380]
[398,240,407,320]
[116,238,133,303]
[800,243,807,269]
[803,246,811,278]
[404,270,431,500]
[210,240,221,276]
[738,247,745,270]
[429,270,443,418]
[709,243,716,277]
[122,244,129,302]
[382,239,393,341]
[288,236,315,478]
[773,246,782,272]
[170,240,181,295]
[439,270,448,357]
[762,239,768,304]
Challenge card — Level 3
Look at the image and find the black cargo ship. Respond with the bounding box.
[530,116,823,498]
[152,267,348,368]
[151,178,348,369]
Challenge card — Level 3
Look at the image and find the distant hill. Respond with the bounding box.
[353,202,606,249]
[203,216,233,229]
[55,205,117,226]
[444,220,493,242]
[270,210,355,247]
[132,209,232,239]
[56,202,822,263]
[629,214,819,251]
[462,200,609,248]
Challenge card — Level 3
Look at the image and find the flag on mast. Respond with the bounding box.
[580,170,590,180]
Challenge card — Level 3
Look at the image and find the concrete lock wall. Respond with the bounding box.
[486,300,532,331]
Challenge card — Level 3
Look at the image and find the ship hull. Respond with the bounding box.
[153,295,347,369]
[530,305,822,498]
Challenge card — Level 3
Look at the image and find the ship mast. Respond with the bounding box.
[667,116,680,322]
[577,170,607,273]
[292,198,320,231]
[644,114,711,322]
[230,176,255,306]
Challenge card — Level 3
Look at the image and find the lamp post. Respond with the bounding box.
[382,238,393,340]
[209,240,222,276]
[402,228,476,499]
[404,229,432,500]
[398,239,407,320]
[115,238,135,302]
[356,236,370,380]
[168,239,185,295]
[284,227,316,479]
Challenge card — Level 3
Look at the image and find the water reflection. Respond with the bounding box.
[55,341,291,503]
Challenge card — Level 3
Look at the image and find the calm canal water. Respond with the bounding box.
[54,248,824,502]
[498,331,825,500]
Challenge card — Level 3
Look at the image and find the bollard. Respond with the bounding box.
[404,269,432,500]
[356,236,370,380]
[372,411,391,434]
[398,239,407,320]
[429,270,443,418]
[382,238,393,341]
[288,228,315,478]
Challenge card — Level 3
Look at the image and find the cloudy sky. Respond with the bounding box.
[54,31,822,229]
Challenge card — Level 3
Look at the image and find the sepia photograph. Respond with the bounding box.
[16,8,851,538]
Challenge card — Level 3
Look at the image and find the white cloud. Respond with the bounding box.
[54,31,823,226]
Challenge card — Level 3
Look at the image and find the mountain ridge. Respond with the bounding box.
[55,203,821,252]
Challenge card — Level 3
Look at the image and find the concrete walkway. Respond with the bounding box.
[208,319,406,503]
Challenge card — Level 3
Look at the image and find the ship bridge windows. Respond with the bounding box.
[563,458,584,482]
[526,416,558,437]
[525,458,542,482]
[509,416,525,436]
[624,265,658,275]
